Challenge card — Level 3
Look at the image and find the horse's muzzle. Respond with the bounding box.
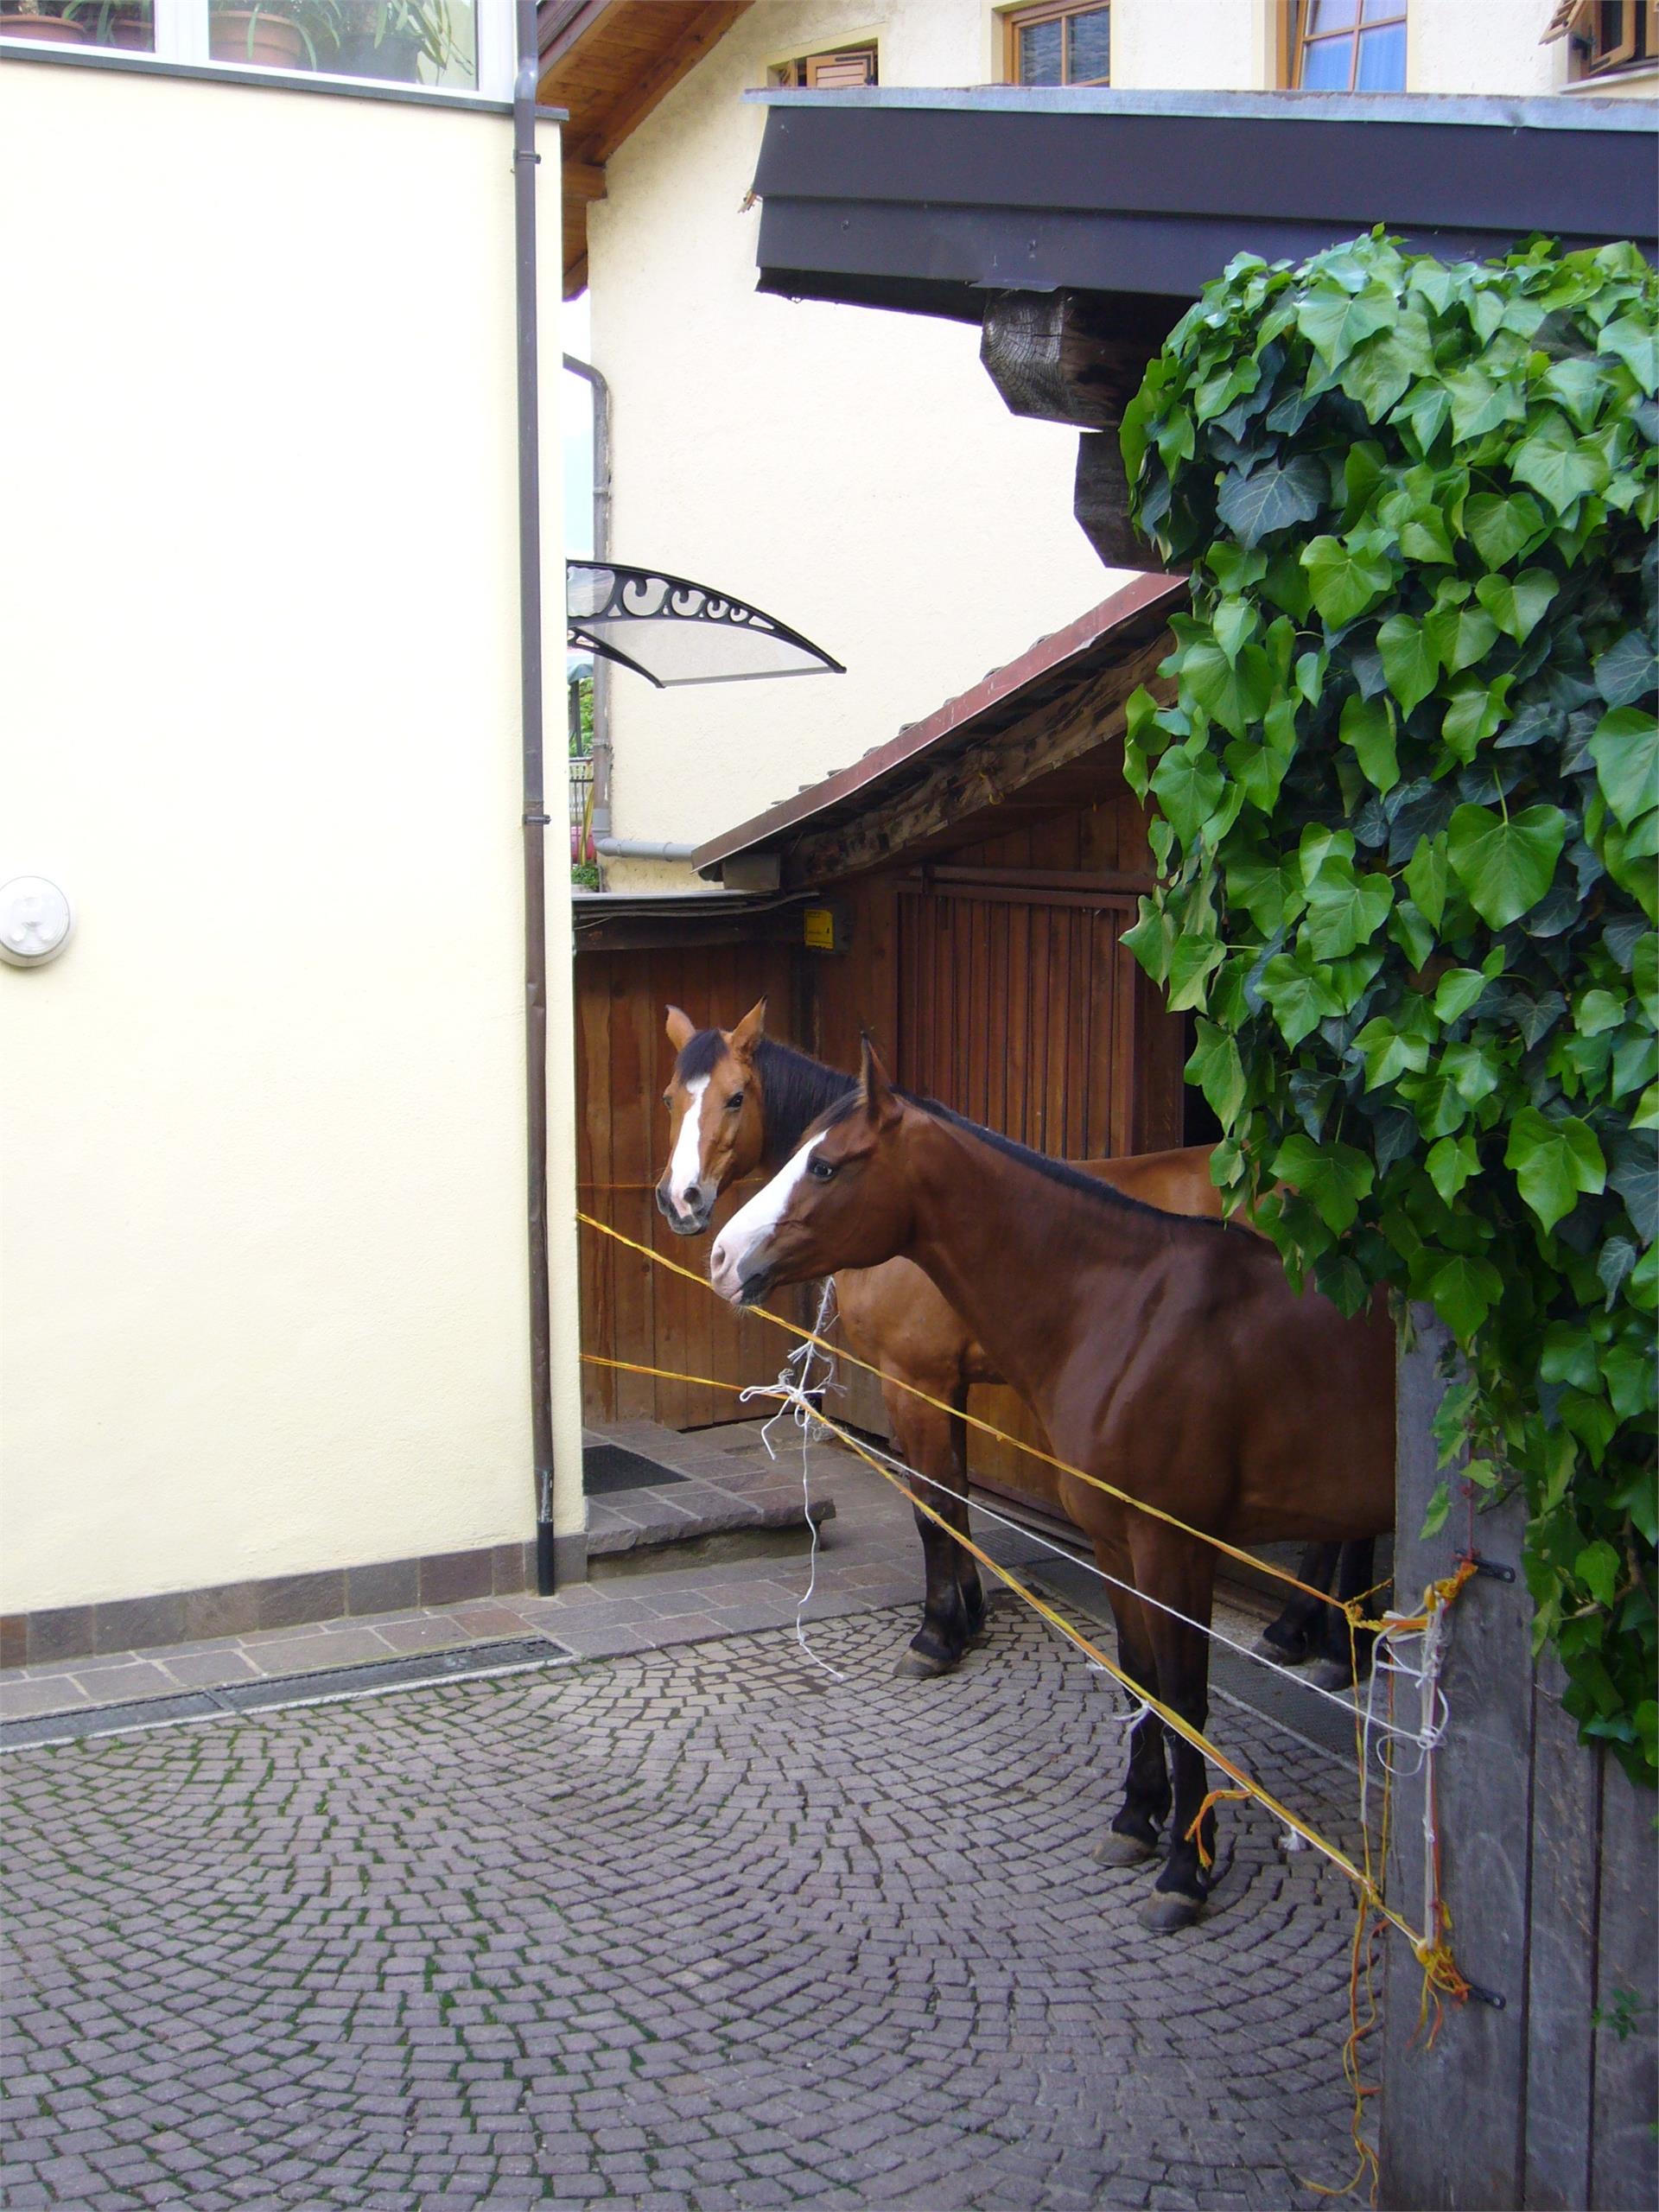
[655,1180,712,1236]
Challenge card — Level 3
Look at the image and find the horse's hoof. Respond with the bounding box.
[1306,1658,1359,1694]
[1139,1888,1206,1934]
[1253,1632,1309,1666]
[893,1643,960,1681]
[1093,1830,1159,1868]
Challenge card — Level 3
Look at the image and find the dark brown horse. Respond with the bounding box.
[657,1000,1236,1677]
[656,1002,1374,1685]
[709,1043,1395,1929]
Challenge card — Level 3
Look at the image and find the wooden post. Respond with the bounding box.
[1380,1306,1657,2210]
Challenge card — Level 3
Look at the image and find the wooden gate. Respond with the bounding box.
[575,936,804,1430]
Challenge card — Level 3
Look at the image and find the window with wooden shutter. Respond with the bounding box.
[1002,2,1111,86]
[1548,0,1659,79]
[771,44,878,90]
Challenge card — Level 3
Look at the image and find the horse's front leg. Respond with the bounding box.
[1094,1556,1169,1867]
[1131,1535,1218,1932]
[884,1378,981,1680]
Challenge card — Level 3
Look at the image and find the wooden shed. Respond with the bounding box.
[574,571,1206,1522]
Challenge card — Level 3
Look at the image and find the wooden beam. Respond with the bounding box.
[785,634,1174,887]
[1074,429,1143,573]
[980,289,1171,430]
[563,159,608,203]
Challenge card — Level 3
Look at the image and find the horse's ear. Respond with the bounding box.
[664,1006,695,1053]
[859,1034,900,1128]
[728,997,766,1058]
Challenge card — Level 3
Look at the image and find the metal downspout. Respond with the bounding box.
[563,353,613,847]
[514,0,557,1595]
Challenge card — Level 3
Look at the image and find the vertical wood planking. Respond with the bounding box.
[1521,1648,1599,2212]
[1588,1757,1659,2212]
[611,955,657,1424]
[576,957,616,1423]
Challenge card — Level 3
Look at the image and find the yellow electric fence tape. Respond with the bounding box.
[577,1209,1386,1624]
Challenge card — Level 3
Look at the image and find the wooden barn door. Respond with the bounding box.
[575,938,804,1433]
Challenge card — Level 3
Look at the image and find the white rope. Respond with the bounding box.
[1354,1589,1457,1942]
[741,1281,847,1685]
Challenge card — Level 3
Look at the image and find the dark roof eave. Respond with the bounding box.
[748,87,1657,326]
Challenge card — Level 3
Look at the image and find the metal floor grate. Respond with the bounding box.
[0,1636,574,1754]
[583,1444,690,1494]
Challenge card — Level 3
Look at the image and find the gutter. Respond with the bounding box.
[592,837,696,861]
[513,0,558,1595]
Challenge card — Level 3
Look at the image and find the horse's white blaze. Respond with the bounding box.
[709,1136,820,1301]
[667,1075,709,1216]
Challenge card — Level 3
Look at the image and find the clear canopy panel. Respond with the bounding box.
[566,563,843,689]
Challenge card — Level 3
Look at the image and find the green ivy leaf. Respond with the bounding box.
[1504,1108,1607,1232]
[1474,568,1560,644]
[1465,490,1546,568]
[1427,1133,1480,1203]
[1588,708,1659,830]
[1599,314,1659,395]
[1433,967,1489,1022]
[1420,1479,1453,1540]
[1268,1133,1375,1232]
[1185,1017,1247,1125]
[1575,1541,1623,1609]
[1376,613,1441,717]
[1427,1253,1504,1341]
[1150,741,1227,846]
[1215,454,1329,547]
[1259,948,1345,1047]
[1511,412,1612,515]
[1426,595,1501,675]
[1338,692,1401,795]
[1301,534,1395,627]
[1179,639,1274,741]
[1446,803,1567,928]
[1305,858,1395,958]
[1403,835,1451,930]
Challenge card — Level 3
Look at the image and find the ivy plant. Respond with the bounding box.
[1120,232,1658,1784]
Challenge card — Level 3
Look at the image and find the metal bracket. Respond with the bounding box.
[1463,1552,1516,1584]
[1465,1981,1507,2012]
[523,811,551,826]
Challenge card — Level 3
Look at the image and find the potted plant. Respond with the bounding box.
[60,0,153,47]
[334,0,458,82]
[207,0,340,69]
[0,2,89,44]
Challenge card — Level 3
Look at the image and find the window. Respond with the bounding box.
[1004,1,1109,86]
[771,42,877,89]
[1008,1,1110,86]
[0,0,496,92]
[1288,0,1407,92]
[1552,0,1659,79]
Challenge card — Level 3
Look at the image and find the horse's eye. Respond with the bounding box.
[726,1090,745,1112]
[809,1156,837,1181]
[662,1094,672,1109]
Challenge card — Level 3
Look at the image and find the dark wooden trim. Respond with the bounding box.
[980,289,1171,430]
[900,880,1140,914]
[785,629,1172,886]
[912,863,1155,893]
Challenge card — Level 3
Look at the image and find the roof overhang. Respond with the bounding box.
[749,87,1657,326]
[693,571,1186,886]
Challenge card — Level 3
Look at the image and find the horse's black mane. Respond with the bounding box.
[676,1031,855,1166]
[815,1089,1236,1233]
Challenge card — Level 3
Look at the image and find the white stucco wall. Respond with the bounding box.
[587,0,1118,889]
[0,62,582,1612]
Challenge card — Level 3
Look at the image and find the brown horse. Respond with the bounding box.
[709,1043,1395,1929]
[657,1000,1230,1679]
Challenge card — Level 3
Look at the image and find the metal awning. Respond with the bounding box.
[566,561,844,688]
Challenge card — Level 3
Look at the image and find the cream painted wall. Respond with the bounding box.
[588,0,1119,889]
[0,65,581,1611]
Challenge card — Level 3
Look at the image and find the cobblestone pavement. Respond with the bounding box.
[0,1598,1370,2212]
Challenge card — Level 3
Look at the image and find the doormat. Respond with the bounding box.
[584,1444,690,1494]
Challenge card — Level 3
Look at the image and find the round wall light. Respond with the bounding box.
[0,876,75,968]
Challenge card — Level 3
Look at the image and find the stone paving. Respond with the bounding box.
[0,1567,1371,2210]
